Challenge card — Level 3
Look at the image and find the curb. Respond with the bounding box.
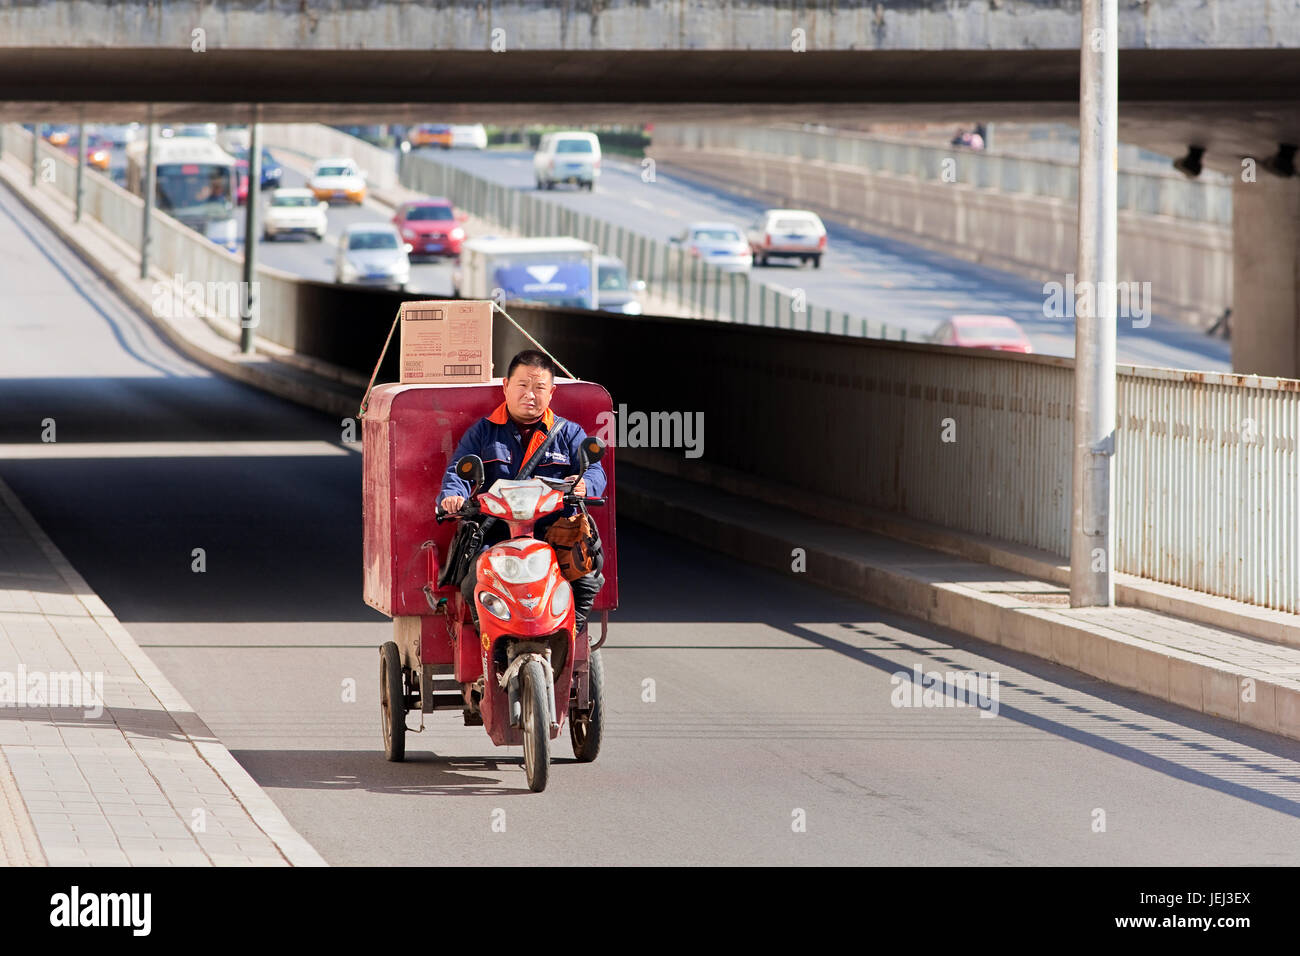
[616,470,1300,744]
[0,478,328,867]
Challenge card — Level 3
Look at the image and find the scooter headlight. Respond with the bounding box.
[550,583,571,617]
[478,591,512,621]
[488,551,550,583]
[498,484,543,518]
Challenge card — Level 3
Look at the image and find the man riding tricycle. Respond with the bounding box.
[362,348,617,792]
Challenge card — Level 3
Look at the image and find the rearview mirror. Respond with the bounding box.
[455,455,485,494]
[577,435,606,475]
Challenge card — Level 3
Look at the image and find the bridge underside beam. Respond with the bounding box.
[0,48,1294,174]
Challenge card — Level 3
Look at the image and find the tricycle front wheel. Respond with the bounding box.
[522,660,551,792]
[380,641,406,762]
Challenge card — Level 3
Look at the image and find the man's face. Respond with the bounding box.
[503,364,554,422]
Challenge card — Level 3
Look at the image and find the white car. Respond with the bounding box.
[596,255,647,315]
[534,131,601,191]
[309,158,367,204]
[449,123,488,149]
[671,221,753,272]
[335,224,411,288]
[746,209,827,268]
[262,188,328,241]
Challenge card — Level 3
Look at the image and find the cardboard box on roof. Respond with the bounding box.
[398,300,493,384]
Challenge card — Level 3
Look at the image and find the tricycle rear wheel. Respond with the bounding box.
[521,660,550,792]
[380,641,406,762]
[570,648,604,762]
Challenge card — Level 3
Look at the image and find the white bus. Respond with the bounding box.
[126,136,240,251]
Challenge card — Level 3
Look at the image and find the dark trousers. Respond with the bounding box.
[461,549,603,634]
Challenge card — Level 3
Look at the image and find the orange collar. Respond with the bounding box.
[487,402,554,430]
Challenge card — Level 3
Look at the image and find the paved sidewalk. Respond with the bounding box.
[617,463,1300,742]
[0,478,326,866]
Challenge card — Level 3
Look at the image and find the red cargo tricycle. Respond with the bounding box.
[362,381,618,792]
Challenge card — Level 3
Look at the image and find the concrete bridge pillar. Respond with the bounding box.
[1232,172,1300,378]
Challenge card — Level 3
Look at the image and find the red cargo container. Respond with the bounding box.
[363,381,618,673]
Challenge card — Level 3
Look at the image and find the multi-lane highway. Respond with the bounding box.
[249,158,460,296]
[252,140,1230,372]
[4,179,1297,865]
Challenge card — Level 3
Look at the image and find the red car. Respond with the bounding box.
[928,314,1034,353]
[392,198,468,259]
[235,159,249,205]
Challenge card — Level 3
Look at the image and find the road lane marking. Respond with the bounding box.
[0,441,352,459]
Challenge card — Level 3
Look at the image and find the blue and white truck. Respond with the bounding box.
[454,237,600,311]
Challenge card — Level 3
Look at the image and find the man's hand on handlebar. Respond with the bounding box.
[439,495,466,514]
[565,475,586,497]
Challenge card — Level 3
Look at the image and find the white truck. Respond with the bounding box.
[453,237,600,311]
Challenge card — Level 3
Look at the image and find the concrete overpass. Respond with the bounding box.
[1,0,1298,374]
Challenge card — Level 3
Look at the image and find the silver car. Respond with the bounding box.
[335,225,412,289]
[671,221,753,272]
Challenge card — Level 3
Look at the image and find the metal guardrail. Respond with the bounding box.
[850,347,1299,614]
[653,124,1234,226]
[1115,369,1300,614]
[398,150,900,339]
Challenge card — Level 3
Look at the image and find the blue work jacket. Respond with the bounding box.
[439,402,606,541]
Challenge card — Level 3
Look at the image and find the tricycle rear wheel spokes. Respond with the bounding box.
[380,641,406,762]
[522,660,550,793]
[570,648,604,763]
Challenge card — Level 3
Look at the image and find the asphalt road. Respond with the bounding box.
[4,182,1299,865]
[250,160,458,296]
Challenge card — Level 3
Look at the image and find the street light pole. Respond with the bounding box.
[1069,0,1119,607]
[241,107,262,353]
[75,111,86,223]
[140,105,156,281]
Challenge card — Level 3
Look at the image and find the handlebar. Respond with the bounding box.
[435,499,481,524]
[435,495,604,522]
